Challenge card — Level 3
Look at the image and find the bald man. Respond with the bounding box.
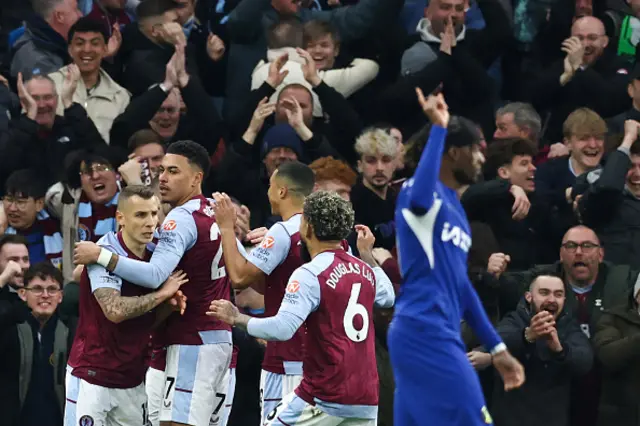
[527,16,631,142]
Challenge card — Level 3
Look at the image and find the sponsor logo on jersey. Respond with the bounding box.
[163,220,177,231]
[79,415,94,426]
[441,222,471,253]
[286,280,300,293]
[261,236,275,249]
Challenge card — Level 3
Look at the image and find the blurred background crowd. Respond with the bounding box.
[2,0,640,425]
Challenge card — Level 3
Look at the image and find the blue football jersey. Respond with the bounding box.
[394,125,502,351]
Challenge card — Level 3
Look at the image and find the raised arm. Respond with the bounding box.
[212,193,268,288]
[89,265,188,324]
[208,267,319,341]
[408,89,450,212]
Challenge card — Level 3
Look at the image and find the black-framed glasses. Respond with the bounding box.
[561,241,600,253]
[24,286,61,296]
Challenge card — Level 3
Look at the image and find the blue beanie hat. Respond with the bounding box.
[262,124,304,159]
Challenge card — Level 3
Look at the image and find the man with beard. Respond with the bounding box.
[527,16,631,142]
[208,161,317,424]
[389,90,524,426]
[0,73,106,190]
[490,274,593,426]
[350,128,400,250]
[485,224,639,426]
[49,17,130,144]
[0,235,31,323]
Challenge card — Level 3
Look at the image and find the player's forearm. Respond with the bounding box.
[409,125,448,211]
[372,266,395,309]
[219,227,253,288]
[97,250,169,289]
[243,311,303,341]
[94,288,165,324]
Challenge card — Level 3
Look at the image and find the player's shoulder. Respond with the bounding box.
[303,251,339,276]
[279,214,301,235]
[162,203,198,231]
[96,232,128,257]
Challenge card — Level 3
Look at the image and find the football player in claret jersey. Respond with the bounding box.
[65,185,188,426]
[209,191,395,426]
[74,141,234,426]
[389,89,525,426]
[210,161,316,423]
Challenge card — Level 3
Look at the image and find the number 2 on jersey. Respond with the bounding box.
[210,223,227,280]
[343,283,369,342]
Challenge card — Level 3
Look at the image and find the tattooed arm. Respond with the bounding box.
[89,263,189,324]
[93,288,166,324]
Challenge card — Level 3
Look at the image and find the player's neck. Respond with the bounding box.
[174,187,202,207]
[122,232,147,259]
[439,168,463,197]
[308,240,343,259]
[279,202,303,221]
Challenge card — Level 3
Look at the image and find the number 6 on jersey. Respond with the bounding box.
[344,283,369,342]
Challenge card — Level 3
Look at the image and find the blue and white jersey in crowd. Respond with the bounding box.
[394,125,502,351]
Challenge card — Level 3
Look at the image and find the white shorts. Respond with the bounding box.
[265,393,376,426]
[160,343,232,426]
[145,367,165,426]
[64,368,148,426]
[209,367,236,426]
[260,370,302,424]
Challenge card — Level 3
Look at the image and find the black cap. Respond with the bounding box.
[445,116,481,148]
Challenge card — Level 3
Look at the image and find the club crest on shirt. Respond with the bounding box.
[204,205,214,217]
[261,236,275,249]
[79,415,94,426]
[163,220,177,231]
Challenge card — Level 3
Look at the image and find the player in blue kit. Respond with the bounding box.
[388,89,525,426]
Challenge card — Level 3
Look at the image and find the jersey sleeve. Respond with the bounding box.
[112,208,197,289]
[246,267,320,341]
[462,276,503,352]
[247,223,291,275]
[372,266,395,309]
[88,264,123,293]
[407,125,448,212]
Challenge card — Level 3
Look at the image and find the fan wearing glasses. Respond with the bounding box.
[1,262,71,426]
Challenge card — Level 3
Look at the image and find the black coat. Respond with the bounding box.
[578,149,640,268]
[0,103,107,193]
[492,301,593,426]
[526,50,631,142]
[461,179,564,270]
[594,290,640,426]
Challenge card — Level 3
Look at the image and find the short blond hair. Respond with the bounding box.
[563,108,607,139]
[355,128,399,158]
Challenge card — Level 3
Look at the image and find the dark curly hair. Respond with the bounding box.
[303,191,354,241]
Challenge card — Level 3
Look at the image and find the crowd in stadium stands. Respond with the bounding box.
[2,0,640,425]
